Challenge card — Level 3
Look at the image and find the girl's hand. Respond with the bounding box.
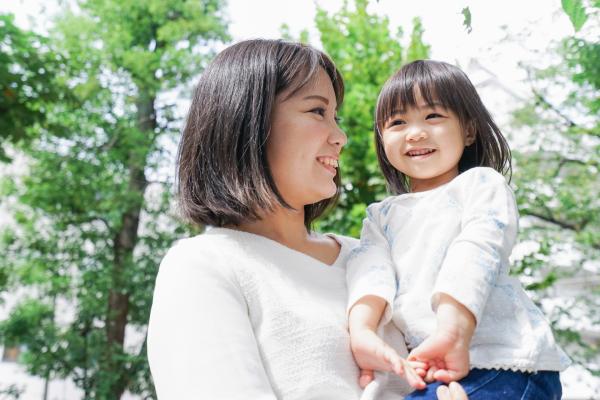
[436,382,469,400]
[351,328,427,389]
[408,328,470,383]
[409,293,475,383]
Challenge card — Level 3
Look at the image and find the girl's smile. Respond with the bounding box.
[380,89,475,193]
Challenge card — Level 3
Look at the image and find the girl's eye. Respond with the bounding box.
[387,119,406,127]
[334,115,342,124]
[426,113,443,119]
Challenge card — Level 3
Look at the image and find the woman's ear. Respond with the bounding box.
[465,121,476,146]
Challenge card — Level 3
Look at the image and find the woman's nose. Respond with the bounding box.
[330,125,348,148]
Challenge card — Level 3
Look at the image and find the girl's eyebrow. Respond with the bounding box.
[390,102,443,115]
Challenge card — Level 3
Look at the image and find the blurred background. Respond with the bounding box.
[0,0,598,398]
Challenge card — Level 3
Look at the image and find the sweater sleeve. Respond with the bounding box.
[346,203,397,324]
[432,168,518,324]
[147,241,277,400]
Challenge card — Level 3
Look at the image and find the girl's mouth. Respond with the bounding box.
[406,148,436,159]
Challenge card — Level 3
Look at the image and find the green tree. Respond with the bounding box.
[315,0,430,237]
[511,4,599,376]
[0,0,228,398]
[0,14,63,162]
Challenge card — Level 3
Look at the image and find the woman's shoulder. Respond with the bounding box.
[328,233,360,251]
[158,231,240,281]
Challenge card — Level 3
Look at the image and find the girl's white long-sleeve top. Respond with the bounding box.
[347,167,571,373]
[147,227,412,399]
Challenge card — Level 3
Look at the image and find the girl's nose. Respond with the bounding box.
[405,127,428,142]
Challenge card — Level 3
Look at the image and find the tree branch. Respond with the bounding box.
[523,210,582,231]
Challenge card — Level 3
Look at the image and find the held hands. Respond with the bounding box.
[408,293,476,384]
[348,296,426,390]
[407,328,470,383]
[350,327,427,389]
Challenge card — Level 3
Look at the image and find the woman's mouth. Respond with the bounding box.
[316,156,338,176]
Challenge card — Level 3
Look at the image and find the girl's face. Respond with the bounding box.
[267,68,347,209]
[380,89,475,192]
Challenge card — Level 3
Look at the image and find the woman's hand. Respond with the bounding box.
[436,382,469,400]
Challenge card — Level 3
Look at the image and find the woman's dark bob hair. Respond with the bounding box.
[177,39,344,228]
[375,60,511,194]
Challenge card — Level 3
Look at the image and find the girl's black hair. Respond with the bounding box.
[374,60,511,194]
[177,39,344,228]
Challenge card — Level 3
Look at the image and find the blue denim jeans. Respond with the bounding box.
[404,368,562,400]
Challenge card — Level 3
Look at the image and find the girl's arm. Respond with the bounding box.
[432,168,519,326]
[147,243,277,400]
[346,203,397,323]
[347,203,426,389]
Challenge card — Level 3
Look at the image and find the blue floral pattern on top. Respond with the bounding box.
[345,167,571,373]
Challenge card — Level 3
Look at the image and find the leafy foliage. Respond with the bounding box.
[511,5,599,375]
[0,14,64,161]
[0,0,228,398]
[561,0,588,31]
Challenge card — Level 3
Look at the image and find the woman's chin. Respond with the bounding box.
[312,184,338,203]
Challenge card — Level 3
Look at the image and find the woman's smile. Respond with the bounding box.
[316,155,339,176]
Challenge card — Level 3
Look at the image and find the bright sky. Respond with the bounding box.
[225,0,574,97]
[1,0,576,116]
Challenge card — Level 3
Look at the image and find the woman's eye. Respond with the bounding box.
[310,107,326,117]
[426,113,443,119]
[334,115,342,124]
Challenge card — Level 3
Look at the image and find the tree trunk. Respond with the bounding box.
[104,93,154,399]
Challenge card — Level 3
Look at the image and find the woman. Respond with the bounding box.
[147,39,467,400]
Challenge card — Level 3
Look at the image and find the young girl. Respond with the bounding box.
[346,60,570,399]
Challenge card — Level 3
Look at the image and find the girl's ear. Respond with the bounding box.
[465,121,476,146]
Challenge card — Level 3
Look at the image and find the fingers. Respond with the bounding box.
[359,369,374,389]
[449,382,468,400]
[425,365,438,382]
[436,382,468,400]
[433,368,468,384]
[383,347,403,375]
[409,359,428,378]
[407,359,428,370]
[399,358,426,390]
[436,385,451,400]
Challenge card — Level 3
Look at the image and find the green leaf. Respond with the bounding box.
[461,7,472,33]
[561,0,588,31]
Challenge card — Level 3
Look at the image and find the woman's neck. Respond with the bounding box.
[234,206,309,247]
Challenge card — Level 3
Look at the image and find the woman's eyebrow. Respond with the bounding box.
[303,95,329,105]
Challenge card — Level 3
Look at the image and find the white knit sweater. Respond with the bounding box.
[147,227,412,399]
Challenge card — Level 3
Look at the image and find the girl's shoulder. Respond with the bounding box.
[454,166,508,188]
[365,195,397,221]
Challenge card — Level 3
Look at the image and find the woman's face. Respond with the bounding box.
[267,68,347,209]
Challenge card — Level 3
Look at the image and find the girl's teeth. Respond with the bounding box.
[409,149,434,156]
